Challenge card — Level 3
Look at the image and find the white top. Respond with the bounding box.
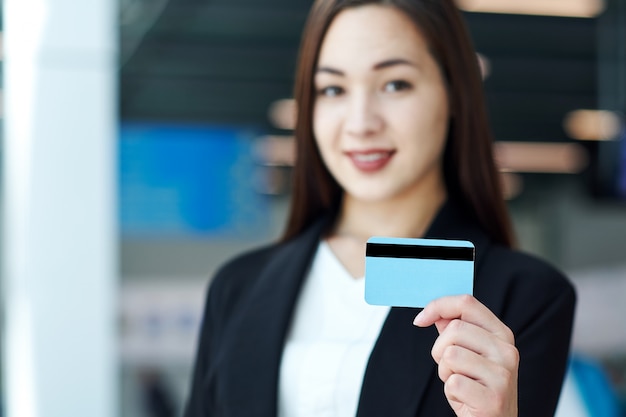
[278,242,391,417]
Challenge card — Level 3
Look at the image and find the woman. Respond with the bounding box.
[184,0,576,416]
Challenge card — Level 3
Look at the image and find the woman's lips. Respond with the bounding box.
[345,150,395,172]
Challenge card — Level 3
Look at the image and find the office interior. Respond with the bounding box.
[2,0,626,416]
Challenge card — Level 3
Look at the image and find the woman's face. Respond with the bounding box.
[313,5,450,204]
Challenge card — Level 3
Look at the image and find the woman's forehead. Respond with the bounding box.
[317,5,431,72]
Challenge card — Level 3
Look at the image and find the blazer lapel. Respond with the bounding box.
[219,219,326,416]
[357,200,491,417]
[356,308,439,417]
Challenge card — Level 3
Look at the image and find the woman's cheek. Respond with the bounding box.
[314,104,343,146]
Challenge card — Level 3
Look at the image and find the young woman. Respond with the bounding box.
[184,1,576,416]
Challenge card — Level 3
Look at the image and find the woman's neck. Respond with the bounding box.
[332,178,447,243]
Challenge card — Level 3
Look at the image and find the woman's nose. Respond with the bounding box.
[344,91,383,137]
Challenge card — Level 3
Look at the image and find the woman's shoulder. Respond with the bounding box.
[484,244,573,290]
[196,242,286,328]
[209,242,282,297]
[206,218,325,310]
[477,243,576,323]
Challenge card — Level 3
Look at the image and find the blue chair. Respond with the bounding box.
[555,354,622,417]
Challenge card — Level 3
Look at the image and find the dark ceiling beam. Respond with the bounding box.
[120,2,598,140]
[465,12,596,60]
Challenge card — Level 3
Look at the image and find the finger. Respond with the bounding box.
[437,345,511,386]
[444,373,492,413]
[434,318,452,335]
[444,373,516,416]
[413,295,514,344]
[431,319,519,367]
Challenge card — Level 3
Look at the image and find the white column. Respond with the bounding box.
[2,0,118,416]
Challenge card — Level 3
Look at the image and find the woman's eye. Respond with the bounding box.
[384,80,412,93]
[318,86,344,97]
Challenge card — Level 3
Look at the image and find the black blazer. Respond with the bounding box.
[184,201,576,417]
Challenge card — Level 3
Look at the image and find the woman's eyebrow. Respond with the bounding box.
[316,66,344,76]
[316,58,419,76]
[372,58,418,71]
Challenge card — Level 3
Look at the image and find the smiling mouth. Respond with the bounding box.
[352,152,390,162]
[345,150,395,172]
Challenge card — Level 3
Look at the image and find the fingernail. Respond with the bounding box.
[413,310,424,326]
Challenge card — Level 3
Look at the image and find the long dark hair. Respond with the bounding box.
[282,0,515,248]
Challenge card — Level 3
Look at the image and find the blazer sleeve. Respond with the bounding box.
[516,282,576,417]
[492,253,577,417]
[183,278,217,417]
[183,257,242,416]
[182,245,276,417]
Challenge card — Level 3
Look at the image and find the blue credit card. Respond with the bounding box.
[365,237,475,308]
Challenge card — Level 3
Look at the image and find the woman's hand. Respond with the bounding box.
[413,295,519,417]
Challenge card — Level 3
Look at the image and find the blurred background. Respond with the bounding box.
[2,0,626,416]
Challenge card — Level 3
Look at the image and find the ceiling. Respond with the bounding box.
[119,0,598,143]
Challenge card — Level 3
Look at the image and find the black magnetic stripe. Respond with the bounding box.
[366,243,474,261]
